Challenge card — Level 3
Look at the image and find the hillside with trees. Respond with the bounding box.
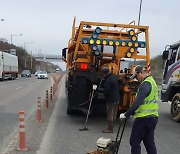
[150,55,164,78]
[137,54,164,78]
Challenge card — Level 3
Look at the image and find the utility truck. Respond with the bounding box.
[0,51,18,80]
[161,41,180,122]
[62,17,151,115]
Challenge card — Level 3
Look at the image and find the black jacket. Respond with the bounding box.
[99,73,120,104]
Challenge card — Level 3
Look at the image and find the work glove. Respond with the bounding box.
[92,84,97,90]
[119,113,126,119]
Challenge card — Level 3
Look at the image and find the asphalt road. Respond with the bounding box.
[37,77,180,154]
[1,76,179,154]
[0,75,53,153]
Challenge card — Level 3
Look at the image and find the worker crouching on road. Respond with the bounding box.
[120,65,159,154]
[98,66,120,133]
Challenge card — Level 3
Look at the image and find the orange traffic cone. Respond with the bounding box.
[37,96,42,122]
[17,110,28,151]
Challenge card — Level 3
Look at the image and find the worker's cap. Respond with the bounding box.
[130,65,146,79]
[101,66,109,75]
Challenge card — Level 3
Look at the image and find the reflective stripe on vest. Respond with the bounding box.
[134,76,159,118]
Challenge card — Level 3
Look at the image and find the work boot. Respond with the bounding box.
[102,127,113,133]
[102,129,113,133]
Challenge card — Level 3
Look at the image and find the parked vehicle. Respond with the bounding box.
[56,68,60,73]
[0,51,18,80]
[62,17,150,115]
[161,41,180,122]
[21,70,31,77]
[37,71,48,79]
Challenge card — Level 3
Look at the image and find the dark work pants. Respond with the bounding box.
[130,117,158,154]
[106,102,119,130]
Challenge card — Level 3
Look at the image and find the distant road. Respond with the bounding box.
[0,75,53,152]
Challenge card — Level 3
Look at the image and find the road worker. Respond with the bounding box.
[99,66,120,133]
[120,65,159,154]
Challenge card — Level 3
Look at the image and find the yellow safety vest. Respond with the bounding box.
[134,76,159,118]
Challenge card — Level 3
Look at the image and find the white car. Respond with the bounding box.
[35,70,41,76]
[37,71,48,79]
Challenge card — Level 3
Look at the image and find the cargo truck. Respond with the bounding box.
[0,51,18,80]
[161,41,180,122]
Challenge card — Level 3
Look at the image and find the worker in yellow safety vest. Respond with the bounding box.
[120,65,159,154]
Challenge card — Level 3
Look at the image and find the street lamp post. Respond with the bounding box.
[25,56,32,68]
[31,51,32,68]
[35,49,42,55]
[24,42,33,51]
[11,34,22,44]
[24,42,33,68]
[138,0,143,25]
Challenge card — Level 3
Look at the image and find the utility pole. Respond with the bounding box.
[138,0,143,25]
[31,51,32,68]
[11,34,22,44]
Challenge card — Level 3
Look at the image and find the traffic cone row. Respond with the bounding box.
[17,74,62,151]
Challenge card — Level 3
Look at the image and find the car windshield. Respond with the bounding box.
[40,71,47,74]
[22,70,30,73]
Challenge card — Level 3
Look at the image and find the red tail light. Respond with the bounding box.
[80,63,88,70]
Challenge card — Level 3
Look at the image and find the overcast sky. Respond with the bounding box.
[0,0,179,69]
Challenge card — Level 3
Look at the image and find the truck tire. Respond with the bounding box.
[67,108,75,115]
[171,93,180,122]
[66,76,91,115]
[11,74,15,80]
[0,74,4,81]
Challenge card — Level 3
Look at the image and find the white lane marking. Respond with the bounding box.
[16,87,22,90]
[29,81,41,86]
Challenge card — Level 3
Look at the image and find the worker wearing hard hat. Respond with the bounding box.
[120,65,159,154]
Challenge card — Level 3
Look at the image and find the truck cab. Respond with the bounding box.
[161,41,180,121]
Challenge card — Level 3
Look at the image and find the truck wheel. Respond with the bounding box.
[0,74,4,81]
[67,108,75,115]
[171,93,180,122]
[11,74,15,80]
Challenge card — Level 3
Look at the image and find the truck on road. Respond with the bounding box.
[0,51,18,80]
[161,41,180,122]
[62,17,151,115]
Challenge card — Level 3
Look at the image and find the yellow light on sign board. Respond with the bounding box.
[122,41,126,47]
[115,41,120,46]
[132,36,137,41]
[89,39,94,44]
[130,48,135,53]
[129,30,135,36]
[128,42,133,47]
[126,52,132,57]
[134,42,139,47]
[102,40,107,45]
[109,40,113,46]
[96,40,101,45]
